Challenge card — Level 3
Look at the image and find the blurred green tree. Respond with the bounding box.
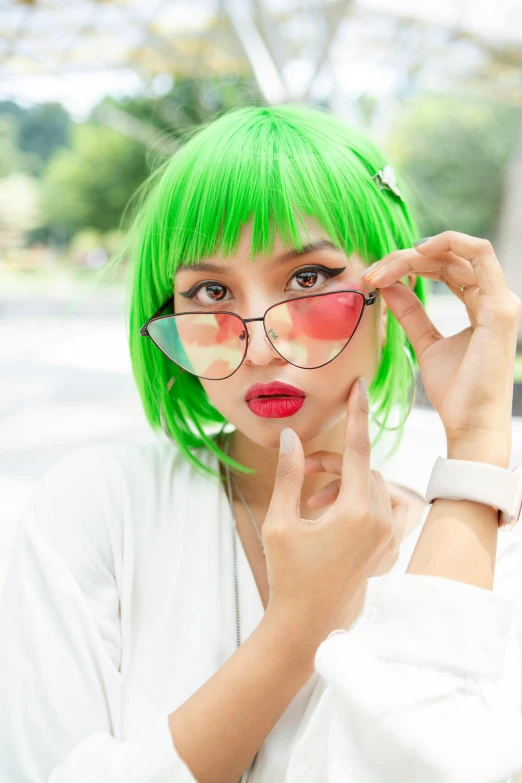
[0,116,36,177]
[40,75,262,241]
[18,102,71,168]
[41,123,149,239]
[387,94,522,242]
[0,100,71,175]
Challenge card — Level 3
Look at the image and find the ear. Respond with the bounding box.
[379,272,417,348]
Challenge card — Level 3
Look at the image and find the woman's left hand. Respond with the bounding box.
[361,231,521,464]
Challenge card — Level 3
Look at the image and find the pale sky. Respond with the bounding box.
[0,0,519,117]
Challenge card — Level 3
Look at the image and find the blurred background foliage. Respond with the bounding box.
[1,79,520,272]
[0,76,264,264]
[388,96,522,242]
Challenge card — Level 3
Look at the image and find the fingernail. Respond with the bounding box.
[413,236,432,247]
[364,263,388,281]
[280,428,295,454]
[362,260,382,279]
[359,377,368,400]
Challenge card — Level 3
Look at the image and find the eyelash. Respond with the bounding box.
[180,265,345,308]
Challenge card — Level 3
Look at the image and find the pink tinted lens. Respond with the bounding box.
[265,291,364,368]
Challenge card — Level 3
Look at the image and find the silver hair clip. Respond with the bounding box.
[372,164,403,200]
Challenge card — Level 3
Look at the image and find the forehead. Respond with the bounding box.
[175,216,367,274]
[233,215,328,255]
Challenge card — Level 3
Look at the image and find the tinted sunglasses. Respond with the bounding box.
[140,287,379,381]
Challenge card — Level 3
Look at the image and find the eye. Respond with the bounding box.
[288,266,333,291]
[179,264,346,308]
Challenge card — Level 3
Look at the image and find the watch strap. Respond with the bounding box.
[425,457,522,531]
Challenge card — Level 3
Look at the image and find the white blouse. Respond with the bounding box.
[1,440,522,783]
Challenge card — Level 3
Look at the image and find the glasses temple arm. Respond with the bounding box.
[140,297,173,336]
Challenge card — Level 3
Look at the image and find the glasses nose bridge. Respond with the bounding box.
[240,314,273,351]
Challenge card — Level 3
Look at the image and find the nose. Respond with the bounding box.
[243,318,284,366]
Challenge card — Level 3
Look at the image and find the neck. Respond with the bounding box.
[220,417,349,522]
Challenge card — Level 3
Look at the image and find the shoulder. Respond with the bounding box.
[29,441,191,574]
[38,443,128,502]
[36,440,192,507]
[27,444,132,578]
[32,439,217,554]
[35,442,138,531]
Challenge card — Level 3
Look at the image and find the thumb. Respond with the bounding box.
[268,428,306,521]
[379,281,442,359]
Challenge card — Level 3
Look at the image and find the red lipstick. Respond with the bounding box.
[244,381,306,419]
[244,381,305,401]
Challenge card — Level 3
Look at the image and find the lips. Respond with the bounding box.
[247,396,305,419]
[244,381,306,401]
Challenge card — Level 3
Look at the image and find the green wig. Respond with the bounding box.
[114,104,427,482]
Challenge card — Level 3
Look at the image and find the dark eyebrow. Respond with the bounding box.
[175,239,343,274]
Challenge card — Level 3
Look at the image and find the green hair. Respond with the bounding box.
[99,103,427,483]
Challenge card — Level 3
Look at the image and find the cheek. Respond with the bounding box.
[323,307,381,389]
[199,378,236,412]
[305,319,378,398]
[342,303,380,356]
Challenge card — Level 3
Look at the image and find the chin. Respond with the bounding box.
[232,411,325,451]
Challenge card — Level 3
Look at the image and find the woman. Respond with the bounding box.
[1,104,522,783]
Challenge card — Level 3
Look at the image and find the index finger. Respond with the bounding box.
[337,377,371,504]
[414,231,508,298]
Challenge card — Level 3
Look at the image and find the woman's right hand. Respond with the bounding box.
[262,377,399,645]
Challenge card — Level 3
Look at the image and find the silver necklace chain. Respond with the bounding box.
[223,434,241,651]
[223,432,262,781]
[231,473,266,556]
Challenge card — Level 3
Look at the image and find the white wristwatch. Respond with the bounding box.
[425,457,522,531]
